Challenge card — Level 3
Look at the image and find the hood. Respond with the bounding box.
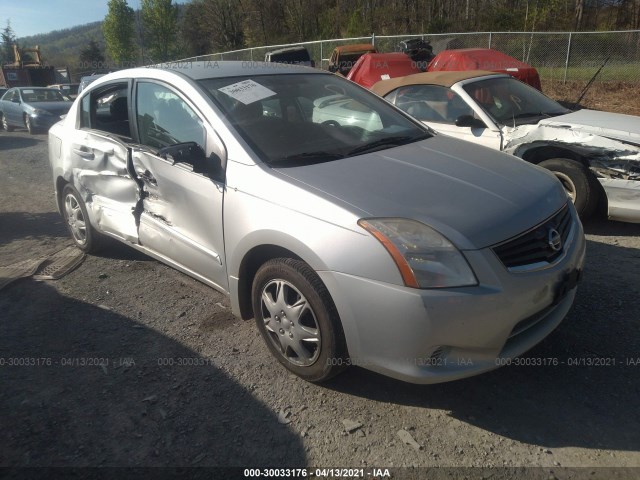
[540,109,640,145]
[27,101,73,116]
[274,135,568,250]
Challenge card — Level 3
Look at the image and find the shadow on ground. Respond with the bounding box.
[0,212,67,245]
[0,134,41,151]
[0,280,306,467]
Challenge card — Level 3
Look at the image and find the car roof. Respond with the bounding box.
[18,86,57,91]
[97,61,327,84]
[333,43,376,54]
[266,46,310,55]
[370,70,505,96]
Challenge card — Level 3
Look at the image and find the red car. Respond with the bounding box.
[346,52,422,88]
[428,48,542,91]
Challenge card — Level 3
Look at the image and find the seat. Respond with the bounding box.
[229,101,264,125]
[107,97,131,137]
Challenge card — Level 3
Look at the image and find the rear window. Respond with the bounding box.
[269,50,311,63]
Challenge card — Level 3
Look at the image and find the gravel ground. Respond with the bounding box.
[0,130,639,479]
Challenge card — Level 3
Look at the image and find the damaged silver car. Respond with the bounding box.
[372,70,640,222]
[49,62,585,384]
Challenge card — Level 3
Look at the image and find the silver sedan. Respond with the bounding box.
[48,62,585,384]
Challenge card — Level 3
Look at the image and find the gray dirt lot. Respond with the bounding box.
[1,130,639,477]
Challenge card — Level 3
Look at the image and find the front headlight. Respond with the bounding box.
[31,109,51,116]
[359,218,477,288]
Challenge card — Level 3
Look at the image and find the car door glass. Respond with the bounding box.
[136,82,205,150]
[81,84,131,138]
[393,85,475,124]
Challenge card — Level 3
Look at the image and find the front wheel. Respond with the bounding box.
[252,258,348,382]
[25,115,37,134]
[61,185,104,253]
[538,158,599,220]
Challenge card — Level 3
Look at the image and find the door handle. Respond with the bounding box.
[72,146,94,160]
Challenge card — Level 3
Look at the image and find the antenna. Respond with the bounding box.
[574,56,610,108]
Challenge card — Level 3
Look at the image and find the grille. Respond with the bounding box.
[493,205,572,269]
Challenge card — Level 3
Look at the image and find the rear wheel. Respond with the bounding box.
[61,185,104,253]
[2,114,14,132]
[252,258,348,383]
[538,158,599,220]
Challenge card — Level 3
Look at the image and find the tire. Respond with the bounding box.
[61,185,104,253]
[25,115,36,135]
[252,258,348,383]
[2,114,14,132]
[538,158,599,220]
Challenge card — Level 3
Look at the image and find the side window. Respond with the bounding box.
[136,82,205,150]
[80,94,91,128]
[80,83,131,138]
[394,85,476,124]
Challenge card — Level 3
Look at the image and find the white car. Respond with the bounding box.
[372,70,640,222]
[48,62,585,384]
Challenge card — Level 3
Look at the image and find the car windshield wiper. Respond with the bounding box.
[511,112,552,119]
[270,151,345,166]
[347,133,430,156]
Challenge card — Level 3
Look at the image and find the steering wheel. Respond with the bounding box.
[509,94,523,111]
[321,120,341,127]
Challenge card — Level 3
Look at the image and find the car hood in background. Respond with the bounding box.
[275,136,567,250]
[26,101,73,116]
[539,109,640,145]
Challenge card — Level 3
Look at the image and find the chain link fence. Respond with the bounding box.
[177,30,640,86]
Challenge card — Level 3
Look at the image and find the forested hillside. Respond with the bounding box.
[18,22,105,72]
[9,0,640,73]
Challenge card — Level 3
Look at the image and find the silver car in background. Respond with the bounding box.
[48,62,585,384]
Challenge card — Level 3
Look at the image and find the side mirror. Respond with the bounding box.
[455,115,486,128]
[158,142,223,180]
[12,97,21,104]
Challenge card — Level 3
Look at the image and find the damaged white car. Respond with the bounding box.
[372,70,640,222]
[49,63,585,384]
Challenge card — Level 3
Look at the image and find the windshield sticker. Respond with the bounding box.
[380,74,391,80]
[218,80,276,105]
[23,89,35,94]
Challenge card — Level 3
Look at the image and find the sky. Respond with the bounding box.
[0,0,190,39]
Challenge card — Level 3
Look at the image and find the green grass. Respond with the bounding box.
[537,63,640,83]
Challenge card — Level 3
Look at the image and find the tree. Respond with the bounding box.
[141,0,178,62]
[181,1,212,57]
[80,40,105,66]
[1,21,16,65]
[103,0,136,66]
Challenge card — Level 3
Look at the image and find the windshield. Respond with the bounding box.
[462,77,570,125]
[199,73,430,166]
[20,88,66,103]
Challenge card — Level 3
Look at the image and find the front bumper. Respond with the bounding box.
[319,207,586,384]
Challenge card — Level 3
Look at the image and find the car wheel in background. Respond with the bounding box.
[25,115,36,135]
[2,114,14,132]
[539,158,599,220]
[252,258,348,383]
[61,185,104,253]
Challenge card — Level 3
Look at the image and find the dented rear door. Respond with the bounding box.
[68,130,140,243]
